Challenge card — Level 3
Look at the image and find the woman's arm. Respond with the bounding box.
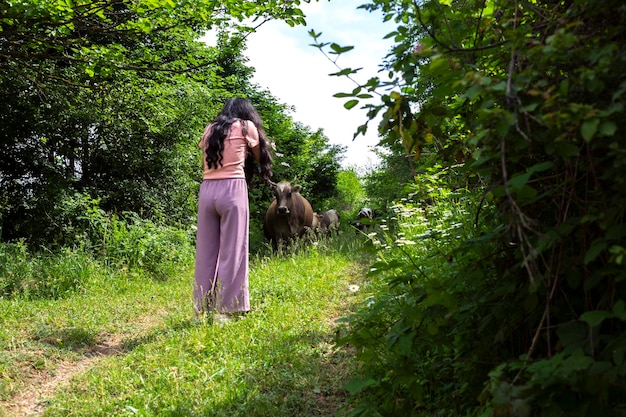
[246,120,261,164]
[250,145,261,164]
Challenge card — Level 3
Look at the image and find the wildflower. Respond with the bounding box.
[396,238,416,246]
[348,284,360,294]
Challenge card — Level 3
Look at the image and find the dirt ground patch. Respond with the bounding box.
[1,310,169,417]
[3,335,123,417]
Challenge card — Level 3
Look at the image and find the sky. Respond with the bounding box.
[242,0,394,169]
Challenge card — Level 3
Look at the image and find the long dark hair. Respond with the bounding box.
[205,98,273,186]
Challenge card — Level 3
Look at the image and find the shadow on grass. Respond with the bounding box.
[31,314,196,358]
[233,330,354,417]
[32,326,99,351]
[21,313,358,417]
[167,324,355,417]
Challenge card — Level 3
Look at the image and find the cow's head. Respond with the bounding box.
[269,180,301,216]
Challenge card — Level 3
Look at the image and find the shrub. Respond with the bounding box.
[99,212,195,280]
[0,242,97,299]
[337,177,504,416]
[0,207,195,299]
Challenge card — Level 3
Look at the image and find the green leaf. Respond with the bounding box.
[345,377,378,394]
[599,121,617,136]
[329,43,354,54]
[580,310,614,327]
[613,300,626,320]
[397,332,414,356]
[516,185,538,204]
[429,55,449,73]
[527,161,554,174]
[330,67,360,76]
[508,172,531,190]
[465,85,482,101]
[426,321,440,335]
[344,99,359,110]
[307,29,321,39]
[581,118,600,142]
[563,349,594,372]
[523,102,540,111]
[584,239,607,264]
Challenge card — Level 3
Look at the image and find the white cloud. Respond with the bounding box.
[243,0,393,169]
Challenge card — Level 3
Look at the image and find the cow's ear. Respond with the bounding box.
[292,185,302,193]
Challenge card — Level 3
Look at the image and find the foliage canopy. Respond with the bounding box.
[314,0,626,415]
[0,0,345,248]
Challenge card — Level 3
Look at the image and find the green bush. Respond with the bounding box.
[323,1,626,415]
[0,206,195,299]
[97,212,195,280]
[338,181,498,417]
[0,242,97,299]
[341,165,626,417]
[41,192,195,280]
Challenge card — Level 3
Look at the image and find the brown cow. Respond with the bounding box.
[319,209,340,236]
[263,181,315,249]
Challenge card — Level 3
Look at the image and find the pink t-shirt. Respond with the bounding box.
[199,119,259,180]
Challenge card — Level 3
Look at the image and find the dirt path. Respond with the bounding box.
[4,336,124,417]
[2,311,168,417]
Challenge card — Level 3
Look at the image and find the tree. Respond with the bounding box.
[259,119,343,212]
[0,0,308,246]
[331,167,367,214]
[0,0,306,88]
[362,145,414,214]
[315,0,626,415]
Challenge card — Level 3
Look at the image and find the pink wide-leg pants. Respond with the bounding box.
[194,179,250,313]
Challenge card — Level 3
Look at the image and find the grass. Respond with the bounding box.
[0,232,372,417]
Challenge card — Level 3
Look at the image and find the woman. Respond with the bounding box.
[194,98,272,323]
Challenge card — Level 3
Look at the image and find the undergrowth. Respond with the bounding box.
[0,197,195,300]
[337,182,499,417]
[338,170,626,417]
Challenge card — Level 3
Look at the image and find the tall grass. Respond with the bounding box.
[0,242,99,300]
[0,214,195,301]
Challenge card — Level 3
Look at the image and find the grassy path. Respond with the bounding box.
[0,244,368,417]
